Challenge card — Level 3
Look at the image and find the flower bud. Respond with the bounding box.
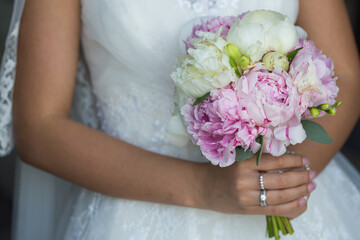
[310,108,320,118]
[328,108,337,115]
[331,101,342,108]
[240,55,250,71]
[226,44,242,61]
[319,104,330,111]
[262,52,289,72]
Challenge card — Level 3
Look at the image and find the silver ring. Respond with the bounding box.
[260,189,267,207]
[260,174,265,190]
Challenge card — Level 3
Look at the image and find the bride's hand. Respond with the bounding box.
[204,154,316,219]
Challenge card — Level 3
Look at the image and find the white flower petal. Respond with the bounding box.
[166,114,190,147]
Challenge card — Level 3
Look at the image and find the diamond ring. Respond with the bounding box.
[260,189,267,207]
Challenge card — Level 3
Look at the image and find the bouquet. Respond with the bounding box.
[167,10,340,239]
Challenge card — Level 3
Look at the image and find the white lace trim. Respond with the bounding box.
[178,0,240,14]
[0,23,19,156]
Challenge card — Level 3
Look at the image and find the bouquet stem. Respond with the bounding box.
[266,216,294,239]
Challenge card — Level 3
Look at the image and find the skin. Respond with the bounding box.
[13,0,359,220]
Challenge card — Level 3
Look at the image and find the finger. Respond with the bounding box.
[245,154,309,171]
[284,203,308,220]
[256,182,316,205]
[247,196,308,216]
[242,182,316,206]
[259,170,316,190]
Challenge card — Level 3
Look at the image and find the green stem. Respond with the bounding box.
[267,216,274,238]
[276,216,287,235]
[271,216,280,240]
[282,217,294,235]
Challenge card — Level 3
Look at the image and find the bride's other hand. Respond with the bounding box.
[204,154,315,219]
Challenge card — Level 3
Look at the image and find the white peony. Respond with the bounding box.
[166,114,190,147]
[171,30,237,98]
[227,10,298,62]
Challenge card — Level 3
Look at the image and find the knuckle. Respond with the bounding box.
[277,190,287,202]
[277,175,287,187]
[236,177,247,190]
[237,194,248,206]
[276,157,286,168]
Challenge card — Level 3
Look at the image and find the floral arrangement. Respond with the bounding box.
[167,10,340,239]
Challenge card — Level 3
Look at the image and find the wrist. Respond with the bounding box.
[189,163,218,211]
[178,162,214,210]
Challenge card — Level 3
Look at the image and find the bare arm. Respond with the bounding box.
[13,0,209,208]
[13,0,313,218]
[290,0,360,173]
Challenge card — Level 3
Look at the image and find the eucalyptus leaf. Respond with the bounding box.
[287,47,303,61]
[256,135,264,166]
[301,120,333,144]
[192,92,210,106]
[235,147,254,162]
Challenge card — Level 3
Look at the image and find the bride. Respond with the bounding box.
[1,0,360,239]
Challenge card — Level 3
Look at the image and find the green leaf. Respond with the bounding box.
[287,47,303,61]
[301,120,333,144]
[256,135,264,166]
[192,92,210,106]
[235,147,254,162]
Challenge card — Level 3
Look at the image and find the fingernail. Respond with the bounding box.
[310,171,317,181]
[302,157,309,167]
[299,196,307,206]
[308,182,316,193]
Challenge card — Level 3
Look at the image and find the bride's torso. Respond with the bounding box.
[80,0,299,161]
[58,1,360,240]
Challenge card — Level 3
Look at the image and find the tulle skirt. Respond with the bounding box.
[56,153,360,240]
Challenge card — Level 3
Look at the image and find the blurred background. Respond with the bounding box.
[0,0,359,239]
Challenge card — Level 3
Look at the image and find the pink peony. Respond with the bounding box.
[181,88,259,167]
[184,16,239,52]
[290,39,338,117]
[235,63,306,156]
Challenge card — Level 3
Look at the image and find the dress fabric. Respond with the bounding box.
[57,0,360,239]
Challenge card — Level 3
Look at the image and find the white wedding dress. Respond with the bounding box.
[1,0,360,240]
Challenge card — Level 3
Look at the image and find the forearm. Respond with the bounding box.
[14,115,208,208]
[291,0,360,173]
[13,0,210,210]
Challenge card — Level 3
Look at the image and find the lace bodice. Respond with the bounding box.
[80,0,299,161]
